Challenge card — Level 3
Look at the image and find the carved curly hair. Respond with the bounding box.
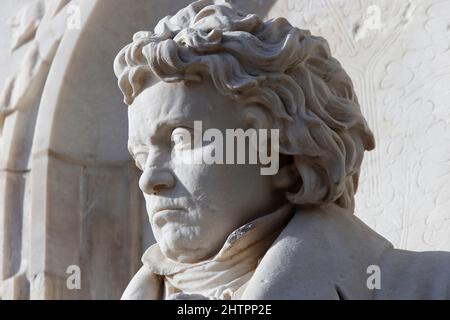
[113,0,375,212]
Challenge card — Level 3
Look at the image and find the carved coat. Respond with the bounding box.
[122,203,450,299]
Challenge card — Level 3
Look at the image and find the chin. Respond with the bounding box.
[155,222,225,262]
[161,244,210,263]
[159,233,210,263]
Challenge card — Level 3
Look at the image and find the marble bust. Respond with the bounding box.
[113,0,450,299]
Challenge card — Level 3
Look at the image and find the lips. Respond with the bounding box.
[152,207,187,226]
[150,202,186,215]
[153,206,184,214]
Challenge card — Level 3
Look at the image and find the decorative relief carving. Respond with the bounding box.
[7,0,45,52]
[0,0,73,299]
[268,0,450,250]
[0,0,72,117]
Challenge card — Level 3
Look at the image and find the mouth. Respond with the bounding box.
[153,207,187,226]
[153,206,185,214]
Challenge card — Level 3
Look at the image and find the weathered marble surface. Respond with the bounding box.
[266,0,450,251]
[0,0,191,299]
[115,0,450,300]
[0,0,449,299]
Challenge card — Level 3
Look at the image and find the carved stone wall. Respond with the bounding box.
[0,0,449,299]
[264,0,450,252]
[0,0,191,300]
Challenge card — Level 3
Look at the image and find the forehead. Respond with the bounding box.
[128,80,239,142]
[130,81,218,122]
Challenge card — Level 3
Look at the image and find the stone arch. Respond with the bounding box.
[0,0,199,299]
[0,0,279,299]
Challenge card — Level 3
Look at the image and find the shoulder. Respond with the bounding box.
[243,204,450,299]
[242,205,394,299]
[121,266,163,300]
[377,249,450,299]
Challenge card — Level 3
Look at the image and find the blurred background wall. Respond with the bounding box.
[0,0,449,299]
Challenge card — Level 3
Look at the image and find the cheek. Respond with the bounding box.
[221,164,277,217]
[171,164,241,217]
[175,162,272,198]
[226,163,273,194]
[172,163,223,193]
[171,162,276,221]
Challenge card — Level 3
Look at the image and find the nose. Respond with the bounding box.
[139,167,175,195]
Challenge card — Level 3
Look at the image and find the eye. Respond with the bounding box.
[134,152,148,171]
[171,127,193,151]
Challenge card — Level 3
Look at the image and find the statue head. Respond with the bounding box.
[113,0,375,263]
